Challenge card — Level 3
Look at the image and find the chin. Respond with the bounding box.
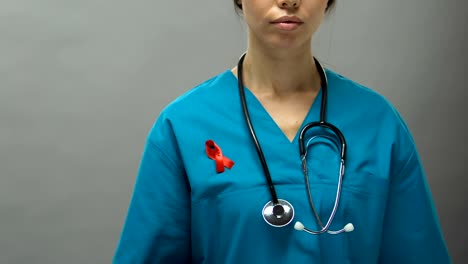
[268,35,310,51]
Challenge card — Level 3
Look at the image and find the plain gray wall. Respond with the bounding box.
[1,0,466,263]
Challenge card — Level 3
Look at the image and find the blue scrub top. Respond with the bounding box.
[113,69,451,263]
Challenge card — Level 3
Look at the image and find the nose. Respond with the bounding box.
[277,0,301,9]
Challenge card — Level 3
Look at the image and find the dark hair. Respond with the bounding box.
[234,0,336,13]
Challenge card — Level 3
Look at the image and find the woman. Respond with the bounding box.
[113,0,451,263]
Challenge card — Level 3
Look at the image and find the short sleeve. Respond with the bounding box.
[113,114,191,263]
[378,112,451,263]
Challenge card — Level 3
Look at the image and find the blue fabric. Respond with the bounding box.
[113,69,451,263]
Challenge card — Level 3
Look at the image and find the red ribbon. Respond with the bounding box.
[205,140,234,173]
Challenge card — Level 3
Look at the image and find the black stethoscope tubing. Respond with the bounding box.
[237,53,281,205]
[237,52,348,230]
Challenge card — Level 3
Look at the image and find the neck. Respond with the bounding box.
[236,38,321,96]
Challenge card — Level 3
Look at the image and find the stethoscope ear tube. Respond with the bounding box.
[298,121,347,161]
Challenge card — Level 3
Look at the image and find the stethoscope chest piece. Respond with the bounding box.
[262,199,295,227]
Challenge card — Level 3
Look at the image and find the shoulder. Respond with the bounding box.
[160,69,235,119]
[326,69,391,107]
[325,68,404,124]
[147,70,236,143]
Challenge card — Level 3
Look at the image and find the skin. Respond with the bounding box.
[231,0,329,142]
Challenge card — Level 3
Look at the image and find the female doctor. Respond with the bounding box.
[113,0,451,263]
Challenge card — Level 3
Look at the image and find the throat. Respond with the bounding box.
[253,88,319,143]
[240,51,319,96]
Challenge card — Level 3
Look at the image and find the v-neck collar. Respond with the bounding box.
[225,70,323,145]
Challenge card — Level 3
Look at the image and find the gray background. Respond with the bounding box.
[1,0,466,263]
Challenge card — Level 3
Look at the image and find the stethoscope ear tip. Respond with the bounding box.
[294,221,305,231]
[344,223,354,232]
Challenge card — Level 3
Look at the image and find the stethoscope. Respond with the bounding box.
[237,53,354,235]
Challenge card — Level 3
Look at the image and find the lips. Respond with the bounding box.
[271,16,303,24]
[271,16,303,31]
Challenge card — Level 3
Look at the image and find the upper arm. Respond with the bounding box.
[378,115,450,263]
[113,116,191,264]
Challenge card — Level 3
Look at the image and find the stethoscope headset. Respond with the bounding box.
[237,53,354,235]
